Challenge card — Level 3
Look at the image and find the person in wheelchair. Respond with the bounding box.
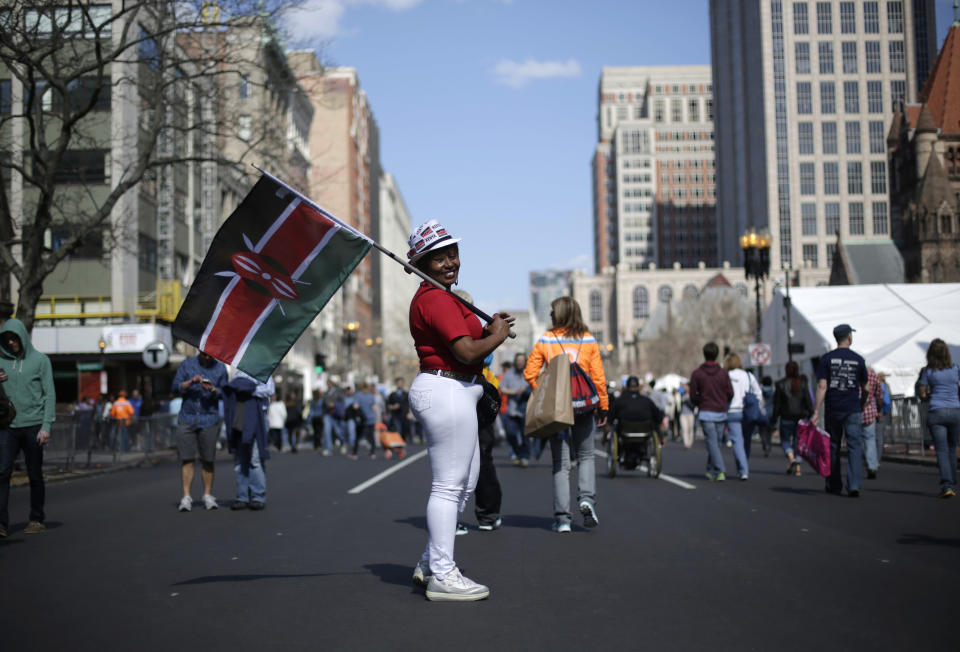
[609,376,665,470]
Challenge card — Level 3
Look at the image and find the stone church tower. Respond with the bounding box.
[889,14,960,282]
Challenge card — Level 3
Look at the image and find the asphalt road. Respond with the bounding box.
[1,436,957,651]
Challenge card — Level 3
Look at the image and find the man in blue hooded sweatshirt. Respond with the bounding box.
[0,318,56,537]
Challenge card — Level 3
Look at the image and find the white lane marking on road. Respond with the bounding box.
[595,449,696,490]
[348,449,429,495]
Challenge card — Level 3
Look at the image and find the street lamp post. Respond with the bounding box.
[342,321,359,371]
[740,228,771,376]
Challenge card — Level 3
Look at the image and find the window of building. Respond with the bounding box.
[887,1,903,33]
[795,42,811,73]
[590,290,602,321]
[658,285,674,303]
[816,2,832,33]
[706,98,713,120]
[797,122,814,153]
[654,99,664,122]
[827,243,837,263]
[239,75,249,100]
[633,286,649,319]
[0,80,10,114]
[688,98,700,122]
[889,40,905,73]
[870,160,887,193]
[802,203,818,235]
[872,202,889,234]
[617,106,628,120]
[825,202,841,235]
[800,162,816,195]
[820,81,835,114]
[867,81,883,113]
[683,284,700,300]
[671,99,683,122]
[849,202,865,234]
[840,2,856,33]
[822,122,837,154]
[865,41,881,72]
[238,115,251,141]
[138,233,158,271]
[797,82,812,114]
[37,150,107,184]
[635,105,644,119]
[845,121,861,153]
[824,162,839,194]
[864,2,879,32]
[49,225,104,259]
[818,41,834,73]
[868,121,885,153]
[794,2,809,34]
[847,161,863,194]
[841,41,858,73]
[843,81,859,113]
[890,79,905,111]
[802,244,819,267]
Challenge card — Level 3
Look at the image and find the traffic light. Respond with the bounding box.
[314,353,326,373]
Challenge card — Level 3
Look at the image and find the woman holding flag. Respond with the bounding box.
[406,220,513,602]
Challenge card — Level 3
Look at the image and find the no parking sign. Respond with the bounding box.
[748,343,771,367]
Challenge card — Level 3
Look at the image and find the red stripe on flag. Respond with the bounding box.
[202,202,336,362]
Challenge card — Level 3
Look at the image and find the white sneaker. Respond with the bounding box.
[178,496,192,512]
[202,494,218,510]
[477,518,502,531]
[412,560,431,588]
[425,569,490,602]
[578,501,599,528]
[551,522,572,533]
[455,522,469,536]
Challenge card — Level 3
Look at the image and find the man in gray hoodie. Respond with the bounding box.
[0,318,56,537]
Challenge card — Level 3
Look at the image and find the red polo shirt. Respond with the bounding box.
[409,282,483,375]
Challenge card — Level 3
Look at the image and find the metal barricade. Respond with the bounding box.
[881,396,928,457]
[36,412,181,471]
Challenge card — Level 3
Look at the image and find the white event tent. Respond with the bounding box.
[759,283,960,397]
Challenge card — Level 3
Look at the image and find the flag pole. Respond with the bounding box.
[368,240,516,339]
[254,166,515,339]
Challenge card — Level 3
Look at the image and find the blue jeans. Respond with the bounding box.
[234,440,266,503]
[927,408,960,491]
[0,425,45,527]
[322,414,341,451]
[500,414,530,461]
[779,419,798,457]
[550,413,596,525]
[725,411,749,476]
[861,421,879,471]
[824,411,863,493]
[700,419,726,476]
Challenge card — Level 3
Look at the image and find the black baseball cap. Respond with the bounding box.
[833,323,855,339]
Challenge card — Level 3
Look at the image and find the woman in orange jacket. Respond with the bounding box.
[524,296,608,533]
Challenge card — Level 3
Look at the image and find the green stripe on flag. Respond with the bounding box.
[236,228,371,382]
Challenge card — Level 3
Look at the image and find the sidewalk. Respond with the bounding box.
[11,448,179,487]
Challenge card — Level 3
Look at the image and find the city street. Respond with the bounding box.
[1,438,957,651]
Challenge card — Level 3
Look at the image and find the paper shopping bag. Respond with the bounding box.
[524,352,575,438]
[797,419,831,477]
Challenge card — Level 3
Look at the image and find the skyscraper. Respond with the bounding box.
[592,66,717,274]
[710,1,937,272]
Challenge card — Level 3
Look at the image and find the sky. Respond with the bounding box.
[283,0,960,316]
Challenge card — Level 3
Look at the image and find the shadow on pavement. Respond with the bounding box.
[365,563,421,589]
[897,533,960,547]
[172,571,362,586]
[501,514,555,530]
[770,486,823,496]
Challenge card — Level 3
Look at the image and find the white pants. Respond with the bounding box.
[409,372,482,577]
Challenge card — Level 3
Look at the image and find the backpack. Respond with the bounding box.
[559,336,601,415]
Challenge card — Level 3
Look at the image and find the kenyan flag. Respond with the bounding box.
[173,173,371,382]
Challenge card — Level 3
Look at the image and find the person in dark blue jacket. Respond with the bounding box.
[224,371,274,510]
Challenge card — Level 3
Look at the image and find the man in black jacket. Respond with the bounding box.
[610,376,665,469]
